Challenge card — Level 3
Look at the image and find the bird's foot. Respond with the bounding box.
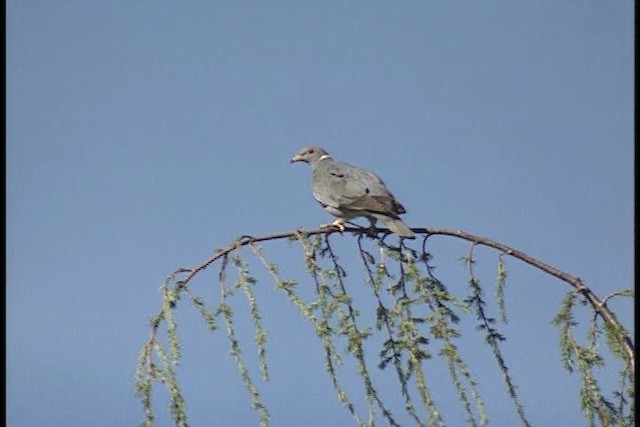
[320,219,346,232]
[366,224,378,237]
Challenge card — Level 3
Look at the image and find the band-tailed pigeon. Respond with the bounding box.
[290,146,415,238]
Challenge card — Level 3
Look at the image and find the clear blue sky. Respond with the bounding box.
[7,1,633,426]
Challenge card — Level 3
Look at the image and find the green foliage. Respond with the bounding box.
[462,247,529,427]
[495,255,508,324]
[136,230,634,426]
[552,289,635,426]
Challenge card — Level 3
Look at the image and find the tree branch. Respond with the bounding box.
[169,225,634,376]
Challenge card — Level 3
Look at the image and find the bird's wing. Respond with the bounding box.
[313,160,404,216]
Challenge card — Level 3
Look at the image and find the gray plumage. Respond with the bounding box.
[290,146,415,238]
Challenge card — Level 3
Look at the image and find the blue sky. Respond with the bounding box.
[7,1,633,426]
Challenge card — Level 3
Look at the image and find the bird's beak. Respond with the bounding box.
[290,155,303,163]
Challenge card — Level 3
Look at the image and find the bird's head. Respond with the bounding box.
[290,146,330,165]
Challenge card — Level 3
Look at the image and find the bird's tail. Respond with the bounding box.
[383,218,415,239]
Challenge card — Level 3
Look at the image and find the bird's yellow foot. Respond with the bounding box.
[321,220,346,232]
[332,220,347,232]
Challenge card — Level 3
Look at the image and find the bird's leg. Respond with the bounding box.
[366,217,378,237]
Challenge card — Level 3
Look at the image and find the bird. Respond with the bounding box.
[290,146,415,239]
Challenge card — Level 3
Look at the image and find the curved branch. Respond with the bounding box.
[414,227,635,375]
[170,225,634,375]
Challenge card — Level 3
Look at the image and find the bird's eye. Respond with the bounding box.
[307,148,314,154]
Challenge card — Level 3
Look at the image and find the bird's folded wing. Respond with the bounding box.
[342,194,398,215]
[314,161,404,217]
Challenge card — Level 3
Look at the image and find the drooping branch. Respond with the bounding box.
[167,225,633,376]
[415,227,635,375]
[137,225,634,426]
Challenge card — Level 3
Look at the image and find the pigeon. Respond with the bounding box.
[290,146,415,238]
